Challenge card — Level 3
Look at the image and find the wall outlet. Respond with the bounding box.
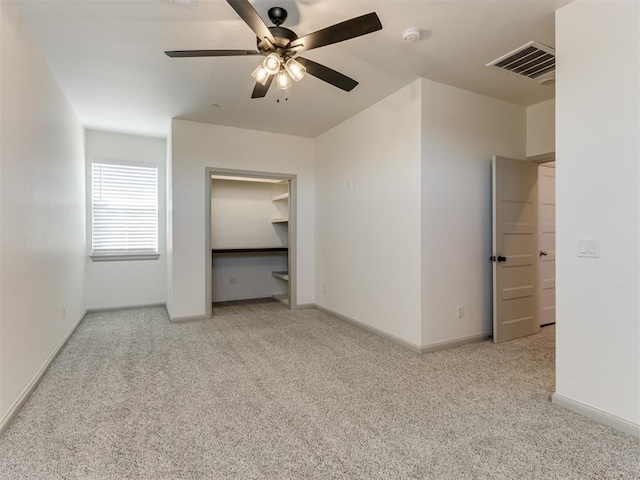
[323,285,327,294]
[62,305,67,319]
[229,276,237,285]
[456,306,464,319]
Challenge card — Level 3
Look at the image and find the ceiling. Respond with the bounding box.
[17,0,571,138]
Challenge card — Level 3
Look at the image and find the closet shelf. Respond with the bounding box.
[212,247,288,256]
[271,271,289,281]
[271,217,289,224]
[271,192,289,202]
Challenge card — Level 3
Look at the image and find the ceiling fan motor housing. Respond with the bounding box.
[257,26,298,54]
[268,7,287,26]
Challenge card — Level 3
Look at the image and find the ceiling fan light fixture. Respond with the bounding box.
[284,58,306,82]
[263,53,282,75]
[277,70,292,90]
[251,64,270,85]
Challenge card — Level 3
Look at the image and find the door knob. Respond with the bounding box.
[490,255,507,262]
[539,251,548,256]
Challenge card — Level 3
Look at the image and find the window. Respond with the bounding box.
[91,162,158,260]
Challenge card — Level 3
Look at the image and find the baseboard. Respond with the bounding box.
[0,309,87,437]
[552,393,640,438]
[314,304,422,353]
[292,303,315,310]
[86,302,166,314]
[419,332,492,354]
[169,314,209,323]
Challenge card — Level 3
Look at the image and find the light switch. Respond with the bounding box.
[579,241,588,254]
[578,240,599,258]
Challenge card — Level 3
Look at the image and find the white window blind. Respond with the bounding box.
[91,162,158,257]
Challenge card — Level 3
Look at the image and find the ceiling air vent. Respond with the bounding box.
[486,41,555,80]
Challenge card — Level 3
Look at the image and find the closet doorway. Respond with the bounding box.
[204,168,297,318]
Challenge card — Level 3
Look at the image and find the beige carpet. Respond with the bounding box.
[0,302,638,479]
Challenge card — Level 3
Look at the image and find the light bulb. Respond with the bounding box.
[277,70,292,90]
[263,53,282,75]
[284,58,306,82]
[251,64,269,85]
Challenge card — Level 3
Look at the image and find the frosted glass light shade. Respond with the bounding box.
[251,64,270,85]
[263,53,282,75]
[284,58,306,82]
[277,70,292,90]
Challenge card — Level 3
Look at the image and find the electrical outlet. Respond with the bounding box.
[62,305,67,319]
[229,276,237,285]
[456,306,464,319]
[323,285,327,294]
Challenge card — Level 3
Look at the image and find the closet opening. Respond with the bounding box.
[204,168,297,318]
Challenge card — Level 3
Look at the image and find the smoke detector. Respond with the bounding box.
[402,28,421,43]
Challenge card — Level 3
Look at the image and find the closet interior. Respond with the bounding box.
[210,175,290,307]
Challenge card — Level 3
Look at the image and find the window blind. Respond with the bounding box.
[91,162,158,257]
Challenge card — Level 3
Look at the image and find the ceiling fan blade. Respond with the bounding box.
[165,50,262,58]
[289,12,382,53]
[296,57,358,92]
[251,75,274,98]
[226,0,275,44]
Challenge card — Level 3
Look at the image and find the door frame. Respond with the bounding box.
[204,167,298,318]
[531,153,556,326]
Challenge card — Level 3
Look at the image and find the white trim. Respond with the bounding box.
[552,393,640,438]
[169,314,209,323]
[0,310,86,437]
[314,305,490,354]
[90,254,160,262]
[291,303,315,310]
[86,303,166,314]
[314,305,423,353]
[419,332,492,354]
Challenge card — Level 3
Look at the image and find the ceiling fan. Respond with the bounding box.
[165,0,383,98]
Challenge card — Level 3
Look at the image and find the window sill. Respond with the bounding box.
[90,254,160,262]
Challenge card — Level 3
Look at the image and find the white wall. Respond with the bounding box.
[421,78,526,347]
[169,119,314,319]
[0,3,85,423]
[314,80,423,346]
[85,130,167,310]
[527,99,555,157]
[211,179,288,248]
[555,0,640,429]
[211,179,287,302]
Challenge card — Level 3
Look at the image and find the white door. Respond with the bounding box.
[492,156,540,343]
[538,162,556,326]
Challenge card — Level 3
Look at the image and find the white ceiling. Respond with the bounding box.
[17,0,570,138]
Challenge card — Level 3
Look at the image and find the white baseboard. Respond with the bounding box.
[292,303,315,310]
[314,304,423,353]
[552,393,640,438]
[86,302,166,314]
[0,310,86,437]
[169,314,209,323]
[419,332,492,354]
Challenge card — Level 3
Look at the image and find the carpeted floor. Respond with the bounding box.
[0,302,638,479]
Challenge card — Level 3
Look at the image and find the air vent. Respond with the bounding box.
[487,41,555,80]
